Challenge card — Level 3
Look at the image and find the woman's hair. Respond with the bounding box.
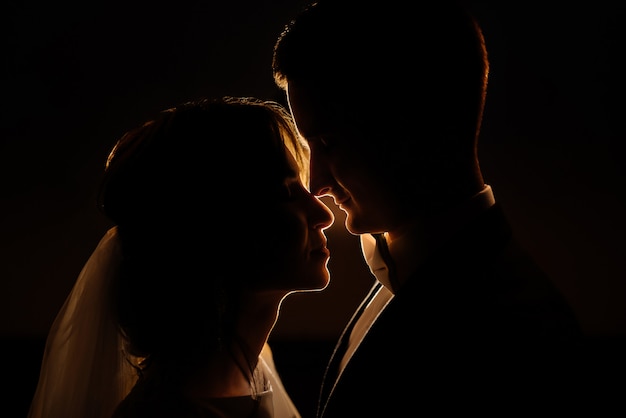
[97,96,308,380]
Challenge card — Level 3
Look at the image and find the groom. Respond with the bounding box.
[272,1,583,416]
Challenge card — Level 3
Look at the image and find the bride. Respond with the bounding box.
[27,96,334,418]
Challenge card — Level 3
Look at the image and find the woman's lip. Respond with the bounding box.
[311,247,330,257]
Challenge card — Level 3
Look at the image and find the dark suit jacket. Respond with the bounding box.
[317,204,587,417]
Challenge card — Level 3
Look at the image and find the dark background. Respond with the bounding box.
[2,1,625,416]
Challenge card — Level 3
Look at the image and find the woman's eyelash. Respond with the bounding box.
[283,183,293,199]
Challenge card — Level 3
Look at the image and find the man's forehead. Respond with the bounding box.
[287,81,348,139]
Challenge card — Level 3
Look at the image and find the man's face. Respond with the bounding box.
[286,80,401,235]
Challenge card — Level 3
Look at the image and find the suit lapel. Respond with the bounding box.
[317,281,382,417]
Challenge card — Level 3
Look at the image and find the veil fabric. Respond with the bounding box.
[28,227,138,418]
[259,344,301,418]
[28,226,301,418]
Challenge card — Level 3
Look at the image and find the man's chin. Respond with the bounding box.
[344,215,372,236]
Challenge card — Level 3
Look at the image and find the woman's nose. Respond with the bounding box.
[312,196,335,230]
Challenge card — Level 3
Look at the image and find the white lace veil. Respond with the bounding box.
[28,226,138,418]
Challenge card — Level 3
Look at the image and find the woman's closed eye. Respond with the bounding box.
[272,177,300,201]
[281,179,314,202]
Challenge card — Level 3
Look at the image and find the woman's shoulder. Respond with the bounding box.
[113,377,273,418]
[112,378,203,418]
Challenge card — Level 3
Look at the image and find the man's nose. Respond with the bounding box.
[309,153,332,196]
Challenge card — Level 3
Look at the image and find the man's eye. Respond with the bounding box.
[318,136,333,150]
[307,135,335,154]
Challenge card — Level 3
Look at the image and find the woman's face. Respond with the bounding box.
[250,150,335,294]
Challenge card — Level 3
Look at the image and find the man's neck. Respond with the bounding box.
[361,184,496,293]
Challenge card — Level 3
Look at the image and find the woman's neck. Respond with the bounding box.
[186,290,286,399]
[182,347,256,398]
